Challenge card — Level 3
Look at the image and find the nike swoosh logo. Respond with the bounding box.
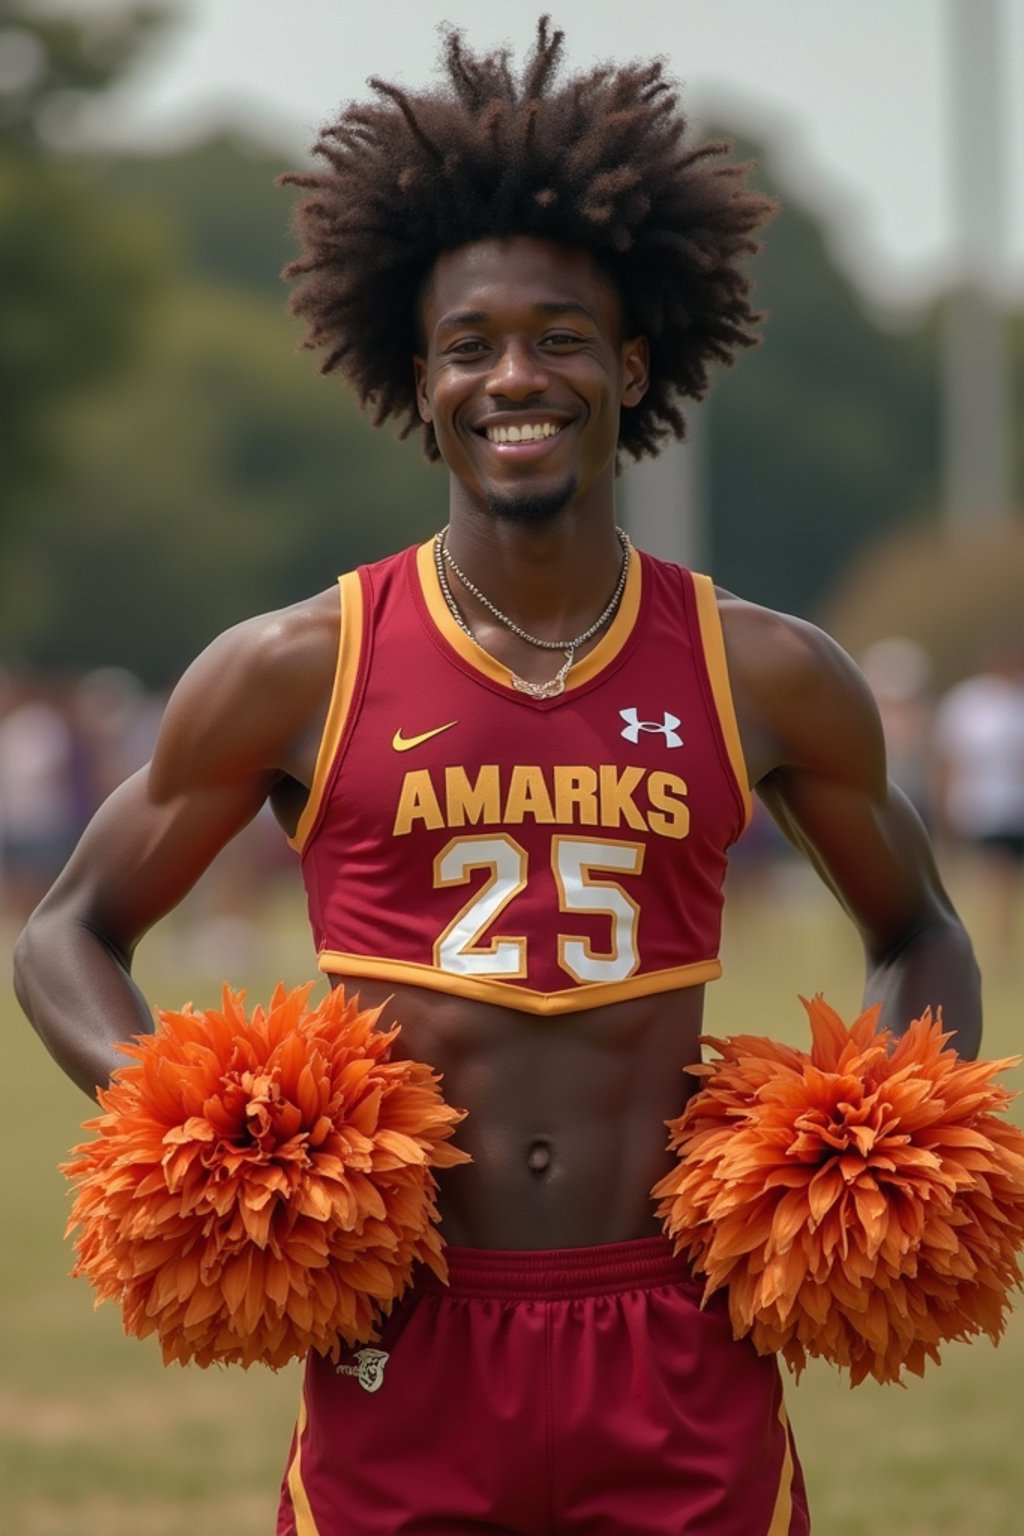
[391,720,459,752]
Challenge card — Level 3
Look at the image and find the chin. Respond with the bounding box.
[484,477,580,524]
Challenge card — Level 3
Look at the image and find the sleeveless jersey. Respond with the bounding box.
[291,540,752,1015]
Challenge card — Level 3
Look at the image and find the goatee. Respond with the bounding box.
[485,476,579,524]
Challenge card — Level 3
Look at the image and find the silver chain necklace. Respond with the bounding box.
[433,526,631,700]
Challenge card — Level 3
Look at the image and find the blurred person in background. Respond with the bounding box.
[73,666,162,810]
[0,670,80,925]
[859,635,936,830]
[13,21,981,1536]
[934,635,1024,967]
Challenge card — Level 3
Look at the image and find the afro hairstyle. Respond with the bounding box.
[280,16,776,461]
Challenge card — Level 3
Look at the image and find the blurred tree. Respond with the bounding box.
[0,0,167,151]
[6,279,445,684]
[101,132,294,298]
[705,137,944,620]
[0,1,170,515]
[824,521,1024,691]
[1,114,449,682]
[0,149,165,510]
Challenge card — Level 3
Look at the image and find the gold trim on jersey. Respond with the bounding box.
[286,1389,324,1536]
[289,571,365,854]
[415,537,642,693]
[766,1400,796,1536]
[316,950,722,1013]
[691,572,753,832]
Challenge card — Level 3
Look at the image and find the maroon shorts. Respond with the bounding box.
[277,1237,810,1535]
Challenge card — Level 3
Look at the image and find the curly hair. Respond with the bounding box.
[280,16,776,462]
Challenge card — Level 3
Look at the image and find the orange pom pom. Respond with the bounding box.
[653,998,1024,1385]
[61,984,470,1369]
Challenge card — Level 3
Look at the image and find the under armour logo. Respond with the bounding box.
[336,1347,390,1393]
[619,708,683,748]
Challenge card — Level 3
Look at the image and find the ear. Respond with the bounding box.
[413,356,432,423]
[620,334,650,408]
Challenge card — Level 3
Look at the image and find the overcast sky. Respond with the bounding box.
[82,0,1024,310]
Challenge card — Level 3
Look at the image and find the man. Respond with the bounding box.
[15,20,979,1535]
[934,636,1024,967]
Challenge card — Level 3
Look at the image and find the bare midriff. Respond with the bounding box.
[329,976,707,1249]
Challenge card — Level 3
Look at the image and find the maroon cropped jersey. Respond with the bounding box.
[291,540,751,1015]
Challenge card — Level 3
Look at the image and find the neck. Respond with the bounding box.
[443,496,625,638]
[434,526,631,701]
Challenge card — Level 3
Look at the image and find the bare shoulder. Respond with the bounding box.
[198,586,340,706]
[714,586,883,788]
[152,586,341,792]
[715,586,861,697]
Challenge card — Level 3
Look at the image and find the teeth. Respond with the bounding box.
[485,422,563,444]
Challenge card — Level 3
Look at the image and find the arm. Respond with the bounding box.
[12,592,339,1098]
[721,596,981,1057]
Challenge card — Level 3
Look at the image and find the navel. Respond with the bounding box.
[526,1138,553,1176]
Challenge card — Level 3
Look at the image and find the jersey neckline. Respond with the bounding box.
[413,537,643,697]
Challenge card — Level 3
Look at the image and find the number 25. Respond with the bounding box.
[432,834,643,984]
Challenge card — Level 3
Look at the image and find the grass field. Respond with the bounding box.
[2,867,1022,1535]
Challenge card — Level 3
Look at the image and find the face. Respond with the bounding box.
[414,236,649,523]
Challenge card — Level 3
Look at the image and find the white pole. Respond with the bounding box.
[620,410,705,569]
[943,0,1012,531]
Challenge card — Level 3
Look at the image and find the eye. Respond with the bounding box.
[541,331,585,349]
[446,338,489,357]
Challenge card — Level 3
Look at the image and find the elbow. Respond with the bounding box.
[13,898,75,1025]
[866,910,982,1060]
[12,911,46,1026]
[944,933,983,1060]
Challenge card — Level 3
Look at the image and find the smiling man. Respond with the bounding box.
[417,238,647,529]
[14,18,980,1536]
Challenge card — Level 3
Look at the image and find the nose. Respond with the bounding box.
[485,340,550,401]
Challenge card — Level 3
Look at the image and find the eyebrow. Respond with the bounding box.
[435,300,600,333]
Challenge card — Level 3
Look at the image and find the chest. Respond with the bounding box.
[342,570,737,854]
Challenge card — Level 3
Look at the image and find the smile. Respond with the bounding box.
[483,421,565,444]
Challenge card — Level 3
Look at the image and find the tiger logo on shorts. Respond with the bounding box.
[336,1347,390,1393]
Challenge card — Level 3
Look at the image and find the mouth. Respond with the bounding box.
[482,419,564,444]
[473,417,573,457]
